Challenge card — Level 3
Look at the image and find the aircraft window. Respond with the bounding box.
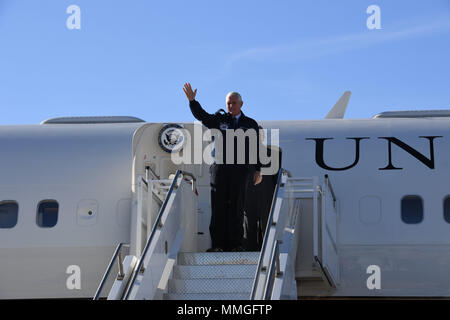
[444,197,450,223]
[37,200,59,228]
[401,196,423,224]
[0,201,18,229]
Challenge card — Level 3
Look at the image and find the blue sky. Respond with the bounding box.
[0,0,449,124]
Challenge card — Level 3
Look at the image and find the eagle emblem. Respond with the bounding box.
[158,124,185,153]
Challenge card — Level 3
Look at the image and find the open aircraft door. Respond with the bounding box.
[313,175,340,288]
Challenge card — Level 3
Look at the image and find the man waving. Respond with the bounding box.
[183,83,262,252]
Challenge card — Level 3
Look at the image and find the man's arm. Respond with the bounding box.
[252,120,262,185]
[183,82,217,128]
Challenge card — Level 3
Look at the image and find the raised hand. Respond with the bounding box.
[183,83,197,102]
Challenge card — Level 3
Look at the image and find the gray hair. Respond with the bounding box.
[226,91,243,102]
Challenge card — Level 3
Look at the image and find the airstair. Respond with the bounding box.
[93,168,340,300]
[164,251,259,300]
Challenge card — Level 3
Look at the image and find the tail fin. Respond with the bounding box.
[325,91,351,119]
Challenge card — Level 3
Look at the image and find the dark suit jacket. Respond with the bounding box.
[189,99,261,171]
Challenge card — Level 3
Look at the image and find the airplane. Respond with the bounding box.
[1,91,450,299]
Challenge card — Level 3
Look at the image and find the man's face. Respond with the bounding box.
[226,95,243,117]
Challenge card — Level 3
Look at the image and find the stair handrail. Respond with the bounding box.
[93,242,129,300]
[263,173,304,299]
[123,169,195,300]
[263,239,281,300]
[324,174,337,209]
[250,168,288,300]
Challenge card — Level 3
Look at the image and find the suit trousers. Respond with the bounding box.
[244,173,277,251]
[209,164,252,251]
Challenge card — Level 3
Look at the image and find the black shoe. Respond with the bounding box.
[231,246,245,252]
[206,247,224,252]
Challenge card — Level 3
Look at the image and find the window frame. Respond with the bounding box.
[401,195,424,224]
[36,200,59,228]
[0,200,19,229]
[443,196,450,224]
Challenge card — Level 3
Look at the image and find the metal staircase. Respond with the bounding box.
[164,251,259,300]
[93,168,340,300]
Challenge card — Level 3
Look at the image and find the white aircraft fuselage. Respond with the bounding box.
[1,114,449,299]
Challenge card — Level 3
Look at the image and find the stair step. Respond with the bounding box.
[173,265,257,279]
[178,252,259,266]
[163,293,250,300]
[168,278,253,294]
